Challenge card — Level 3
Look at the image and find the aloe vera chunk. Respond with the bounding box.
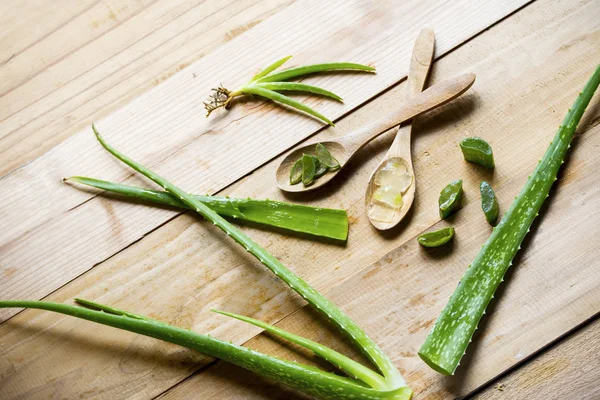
[301,153,317,186]
[419,65,600,376]
[417,227,455,247]
[460,137,495,168]
[316,143,340,169]
[480,181,499,225]
[438,179,463,219]
[290,158,303,185]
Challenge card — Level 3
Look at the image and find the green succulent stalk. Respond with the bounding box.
[0,125,411,400]
[64,176,349,241]
[419,65,600,375]
[204,56,375,125]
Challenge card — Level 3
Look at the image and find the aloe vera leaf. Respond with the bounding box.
[0,300,413,400]
[250,55,292,82]
[65,176,348,241]
[257,62,375,83]
[480,181,499,225]
[241,85,334,125]
[256,82,343,102]
[213,309,387,388]
[419,65,600,376]
[90,127,406,388]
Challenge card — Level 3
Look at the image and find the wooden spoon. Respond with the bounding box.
[365,27,435,230]
[276,72,475,193]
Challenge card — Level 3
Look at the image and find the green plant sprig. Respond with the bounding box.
[0,126,411,399]
[64,176,349,241]
[419,65,600,375]
[204,56,375,125]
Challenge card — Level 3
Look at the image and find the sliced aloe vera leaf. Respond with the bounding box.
[289,159,303,185]
[316,143,340,169]
[460,137,495,169]
[314,158,328,178]
[438,179,463,219]
[480,181,499,225]
[301,154,317,186]
[417,227,455,247]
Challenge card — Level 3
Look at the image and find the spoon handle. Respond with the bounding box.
[338,72,475,153]
[388,27,435,156]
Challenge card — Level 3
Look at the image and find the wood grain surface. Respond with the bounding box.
[1,0,599,399]
[0,0,527,322]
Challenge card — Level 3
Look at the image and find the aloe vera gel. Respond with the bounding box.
[367,157,413,223]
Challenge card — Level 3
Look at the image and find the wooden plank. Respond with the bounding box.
[1,0,598,398]
[0,0,528,321]
[474,317,600,400]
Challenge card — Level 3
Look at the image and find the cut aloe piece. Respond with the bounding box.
[438,179,463,219]
[460,137,495,168]
[66,176,349,241]
[290,159,303,185]
[480,181,499,225]
[314,158,329,178]
[417,227,455,247]
[316,143,340,169]
[301,154,317,186]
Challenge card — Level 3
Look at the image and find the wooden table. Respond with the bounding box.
[1,0,598,398]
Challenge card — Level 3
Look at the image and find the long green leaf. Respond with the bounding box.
[257,62,375,83]
[0,300,411,400]
[250,55,292,82]
[242,86,334,125]
[65,176,349,241]
[419,65,600,375]
[256,82,343,101]
[213,309,387,389]
[91,126,404,387]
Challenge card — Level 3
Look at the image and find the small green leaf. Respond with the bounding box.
[480,181,499,225]
[316,143,340,169]
[256,82,343,101]
[302,154,317,186]
[250,56,292,82]
[242,86,334,125]
[438,180,463,219]
[417,227,455,247]
[257,62,376,83]
[289,159,303,185]
[460,137,495,169]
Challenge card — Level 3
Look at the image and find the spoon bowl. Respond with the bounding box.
[275,71,476,193]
